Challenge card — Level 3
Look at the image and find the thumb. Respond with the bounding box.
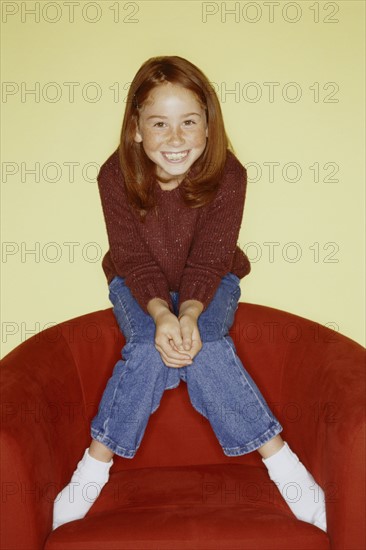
[180,326,192,351]
[169,331,184,351]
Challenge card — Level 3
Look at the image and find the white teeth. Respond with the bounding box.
[163,151,188,160]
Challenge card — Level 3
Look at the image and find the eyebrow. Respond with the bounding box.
[146,112,202,120]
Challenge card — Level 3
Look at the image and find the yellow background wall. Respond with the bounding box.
[1,0,365,358]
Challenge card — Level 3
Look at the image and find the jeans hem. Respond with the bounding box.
[164,381,181,390]
[91,429,138,459]
[221,422,283,457]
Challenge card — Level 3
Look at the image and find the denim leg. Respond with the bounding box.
[90,276,180,458]
[180,273,283,456]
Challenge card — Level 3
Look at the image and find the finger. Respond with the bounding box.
[171,341,191,354]
[179,326,193,351]
[177,318,193,350]
[188,338,203,360]
[166,342,192,364]
[168,342,192,361]
[154,344,180,366]
[169,334,187,353]
[155,343,192,367]
[161,335,192,359]
[181,317,199,351]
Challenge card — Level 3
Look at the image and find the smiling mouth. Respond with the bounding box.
[161,150,190,162]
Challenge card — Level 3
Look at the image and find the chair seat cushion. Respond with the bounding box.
[45,464,329,550]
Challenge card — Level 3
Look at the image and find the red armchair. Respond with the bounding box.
[1,303,365,550]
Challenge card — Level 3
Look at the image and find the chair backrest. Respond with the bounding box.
[58,303,293,472]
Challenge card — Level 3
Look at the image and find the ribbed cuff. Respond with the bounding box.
[178,277,221,313]
[125,275,174,315]
[138,287,174,315]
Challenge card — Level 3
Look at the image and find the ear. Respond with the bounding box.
[134,129,143,143]
[134,120,143,143]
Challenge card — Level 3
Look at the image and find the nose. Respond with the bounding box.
[167,126,184,146]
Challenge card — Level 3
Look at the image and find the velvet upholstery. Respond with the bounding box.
[1,303,365,549]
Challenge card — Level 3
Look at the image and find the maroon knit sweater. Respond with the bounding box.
[97,148,251,314]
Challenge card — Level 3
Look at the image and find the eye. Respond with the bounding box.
[183,119,196,126]
[153,121,166,128]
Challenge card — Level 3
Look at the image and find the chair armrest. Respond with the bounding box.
[0,328,89,550]
[278,318,365,550]
[232,303,365,549]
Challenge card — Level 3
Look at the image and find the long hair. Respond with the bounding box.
[119,55,234,221]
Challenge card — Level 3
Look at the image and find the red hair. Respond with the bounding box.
[119,55,234,221]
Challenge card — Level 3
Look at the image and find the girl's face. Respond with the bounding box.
[134,82,208,185]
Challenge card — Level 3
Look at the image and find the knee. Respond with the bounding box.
[197,319,225,342]
[196,276,240,341]
[126,312,156,343]
[131,324,156,344]
[121,340,165,372]
[110,283,157,343]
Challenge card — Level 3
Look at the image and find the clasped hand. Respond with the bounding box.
[154,310,202,368]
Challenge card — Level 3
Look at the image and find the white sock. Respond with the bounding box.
[262,442,327,532]
[52,448,113,530]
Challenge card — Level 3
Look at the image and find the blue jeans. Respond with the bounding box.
[91,273,283,459]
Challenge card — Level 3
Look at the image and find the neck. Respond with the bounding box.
[157,174,183,191]
[157,180,180,191]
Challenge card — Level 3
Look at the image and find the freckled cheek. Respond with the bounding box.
[142,133,162,152]
[194,131,208,148]
[182,131,207,148]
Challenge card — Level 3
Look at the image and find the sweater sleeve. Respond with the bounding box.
[177,154,247,313]
[97,153,174,314]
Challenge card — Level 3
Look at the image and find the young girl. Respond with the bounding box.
[52,56,327,532]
